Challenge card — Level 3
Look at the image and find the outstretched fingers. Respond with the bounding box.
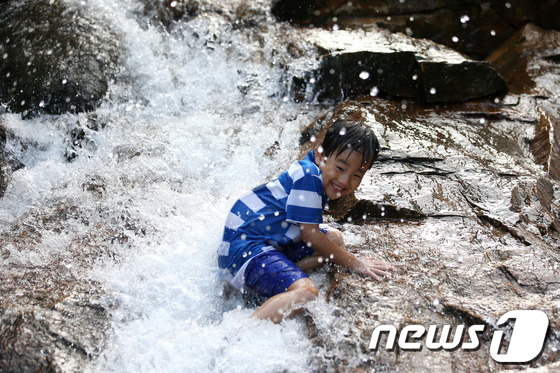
[357,257,395,280]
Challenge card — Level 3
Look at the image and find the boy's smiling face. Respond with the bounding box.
[317,148,371,200]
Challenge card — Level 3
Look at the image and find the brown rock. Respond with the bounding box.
[487,23,560,96]
[272,0,560,59]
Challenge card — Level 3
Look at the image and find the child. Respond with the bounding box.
[217,116,394,323]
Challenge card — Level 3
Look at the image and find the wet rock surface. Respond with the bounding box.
[271,0,560,60]
[297,30,560,368]
[488,23,560,96]
[0,202,145,371]
[0,0,121,117]
[289,27,507,103]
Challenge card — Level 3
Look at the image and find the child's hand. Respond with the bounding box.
[354,257,395,280]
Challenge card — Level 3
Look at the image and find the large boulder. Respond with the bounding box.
[0,0,121,117]
[288,27,507,103]
[301,96,560,372]
[272,0,560,59]
[0,207,111,371]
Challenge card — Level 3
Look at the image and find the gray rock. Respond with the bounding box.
[0,0,121,117]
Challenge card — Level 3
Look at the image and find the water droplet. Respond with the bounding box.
[369,86,379,96]
[332,24,339,31]
[460,15,470,23]
[430,87,437,95]
[339,128,347,136]
[170,1,178,7]
[359,71,370,80]
[412,74,418,81]
[490,30,496,36]
[452,36,459,43]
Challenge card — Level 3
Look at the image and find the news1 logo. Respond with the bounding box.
[369,310,549,363]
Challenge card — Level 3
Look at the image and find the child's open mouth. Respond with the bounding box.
[332,183,344,197]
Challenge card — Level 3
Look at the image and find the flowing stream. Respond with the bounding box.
[1,0,344,371]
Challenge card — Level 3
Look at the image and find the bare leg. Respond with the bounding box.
[252,278,318,323]
[295,228,345,271]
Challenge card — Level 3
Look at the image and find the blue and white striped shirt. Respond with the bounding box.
[217,151,328,289]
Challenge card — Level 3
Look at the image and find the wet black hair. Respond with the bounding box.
[320,118,380,169]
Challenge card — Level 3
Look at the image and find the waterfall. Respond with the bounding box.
[1,0,333,371]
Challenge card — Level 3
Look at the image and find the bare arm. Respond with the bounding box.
[299,223,394,280]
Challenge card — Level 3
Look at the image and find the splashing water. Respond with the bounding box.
[1,0,337,371]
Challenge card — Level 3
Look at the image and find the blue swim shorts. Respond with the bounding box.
[244,228,328,300]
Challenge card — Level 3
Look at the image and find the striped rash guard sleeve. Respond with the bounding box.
[285,159,324,224]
